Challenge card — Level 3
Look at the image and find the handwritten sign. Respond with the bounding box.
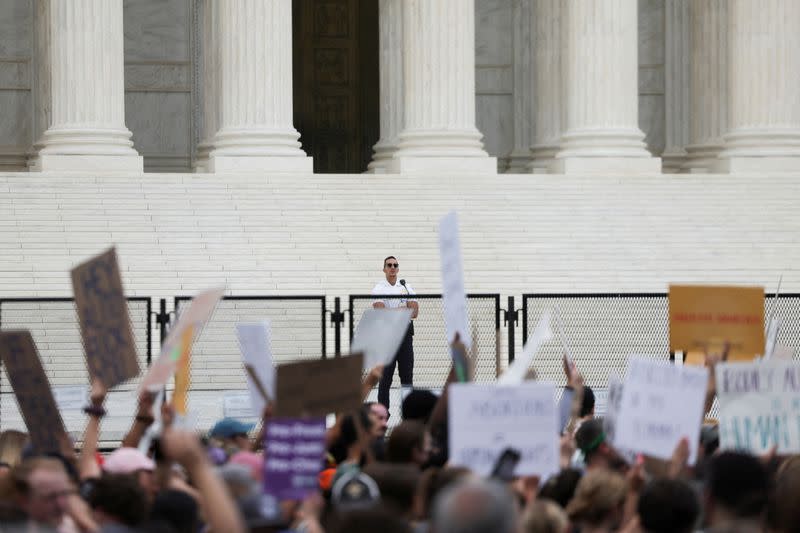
[0,331,68,453]
[351,309,413,370]
[140,286,224,392]
[716,361,800,454]
[236,321,275,416]
[498,311,552,385]
[223,391,257,419]
[263,417,326,500]
[449,383,558,477]
[275,354,363,417]
[71,248,139,388]
[615,357,708,464]
[669,285,764,361]
[439,211,472,350]
[52,385,89,411]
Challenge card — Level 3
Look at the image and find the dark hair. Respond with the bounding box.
[580,386,595,418]
[88,473,148,527]
[330,505,410,533]
[362,463,420,516]
[416,466,472,519]
[638,479,699,533]
[538,468,582,508]
[707,451,770,519]
[574,418,605,460]
[386,421,425,464]
[329,410,374,464]
[383,256,397,266]
[401,389,438,423]
[150,489,199,533]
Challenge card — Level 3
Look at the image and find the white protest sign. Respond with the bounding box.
[615,357,708,464]
[449,382,558,477]
[498,311,552,385]
[439,211,472,350]
[236,321,275,416]
[603,375,623,444]
[716,360,800,454]
[223,391,257,419]
[764,318,780,360]
[351,308,413,370]
[52,386,88,411]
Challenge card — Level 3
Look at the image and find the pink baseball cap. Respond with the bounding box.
[229,451,264,481]
[103,447,155,474]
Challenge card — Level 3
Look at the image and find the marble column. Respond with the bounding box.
[505,0,534,173]
[29,0,142,172]
[207,0,311,173]
[528,0,562,173]
[367,0,404,173]
[390,0,496,174]
[662,0,690,173]
[193,0,218,172]
[554,0,659,174]
[683,0,727,173]
[718,0,800,173]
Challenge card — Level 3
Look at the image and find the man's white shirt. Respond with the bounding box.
[371,279,416,308]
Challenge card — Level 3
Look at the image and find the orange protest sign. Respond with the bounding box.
[172,326,195,415]
[669,285,764,361]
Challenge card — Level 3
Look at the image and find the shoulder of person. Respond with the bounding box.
[371,280,388,294]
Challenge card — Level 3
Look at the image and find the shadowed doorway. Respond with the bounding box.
[293,0,379,173]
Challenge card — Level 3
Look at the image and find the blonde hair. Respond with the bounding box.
[565,470,627,526]
[0,430,28,467]
[521,500,568,533]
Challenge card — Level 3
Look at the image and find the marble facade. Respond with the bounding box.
[0,0,796,174]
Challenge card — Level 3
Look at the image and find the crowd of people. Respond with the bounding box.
[0,353,797,533]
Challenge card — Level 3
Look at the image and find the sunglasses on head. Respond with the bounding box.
[385,263,399,268]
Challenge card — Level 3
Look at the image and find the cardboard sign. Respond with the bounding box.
[498,311,552,385]
[236,321,275,416]
[439,211,472,350]
[223,391,257,419]
[275,354,363,417]
[351,309,413,370]
[669,285,764,361]
[263,417,326,501]
[71,247,140,388]
[716,361,800,454]
[449,382,558,477]
[140,286,224,392]
[0,331,68,452]
[615,357,708,464]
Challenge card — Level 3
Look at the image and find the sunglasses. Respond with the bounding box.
[385,263,399,268]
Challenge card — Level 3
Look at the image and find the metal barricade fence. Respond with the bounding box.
[172,295,326,429]
[0,297,152,442]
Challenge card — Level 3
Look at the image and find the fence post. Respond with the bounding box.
[331,297,344,358]
[153,298,170,362]
[505,296,517,363]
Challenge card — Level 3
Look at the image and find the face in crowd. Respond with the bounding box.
[17,458,74,528]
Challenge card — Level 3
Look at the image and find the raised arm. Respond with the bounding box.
[79,377,107,481]
[120,390,156,448]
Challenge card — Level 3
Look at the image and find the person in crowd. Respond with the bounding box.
[365,401,389,440]
[704,451,770,531]
[636,478,700,533]
[0,430,28,469]
[386,420,430,468]
[519,499,569,533]
[538,468,582,509]
[412,466,472,529]
[574,418,629,473]
[431,478,518,533]
[565,469,628,533]
[87,473,148,532]
[766,457,800,533]
[209,417,256,456]
[363,462,420,521]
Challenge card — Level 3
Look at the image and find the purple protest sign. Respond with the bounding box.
[263,417,326,501]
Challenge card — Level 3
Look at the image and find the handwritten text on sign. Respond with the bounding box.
[716,361,800,454]
[615,357,708,464]
[263,417,326,501]
[449,383,558,477]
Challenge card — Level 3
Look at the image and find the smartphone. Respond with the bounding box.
[490,447,521,481]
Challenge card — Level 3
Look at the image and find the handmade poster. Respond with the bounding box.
[449,382,558,477]
[52,385,89,411]
[263,417,326,500]
[669,285,764,361]
[0,331,68,452]
[223,391,257,419]
[603,376,624,444]
[275,353,363,417]
[236,321,275,415]
[351,308,413,370]
[439,211,472,350]
[764,318,780,360]
[498,311,552,385]
[716,360,800,454]
[140,286,224,392]
[615,357,708,464]
[71,247,140,388]
[171,326,195,415]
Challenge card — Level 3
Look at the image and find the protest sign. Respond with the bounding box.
[351,308,413,370]
[764,318,780,360]
[71,247,139,388]
[236,321,275,416]
[615,357,708,464]
[603,375,624,444]
[449,382,558,477]
[0,331,68,452]
[263,417,326,500]
[52,385,89,411]
[172,326,194,415]
[223,391,257,419]
[669,285,764,361]
[716,360,800,454]
[140,286,224,392]
[275,353,363,417]
[439,211,472,350]
[498,311,552,385]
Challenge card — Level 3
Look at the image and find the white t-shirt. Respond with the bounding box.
[371,279,416,308]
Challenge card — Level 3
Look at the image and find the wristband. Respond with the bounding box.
[135,415,155,425]
[83,405,106,418]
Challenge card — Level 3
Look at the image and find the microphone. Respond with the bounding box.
[400,279,408,294]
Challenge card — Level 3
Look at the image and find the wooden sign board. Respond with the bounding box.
[0,331,68,453]
[669,285,764,361]
[275,354,363,417]
[71,247,140,388]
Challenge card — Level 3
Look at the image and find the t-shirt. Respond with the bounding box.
[371,279,416,308]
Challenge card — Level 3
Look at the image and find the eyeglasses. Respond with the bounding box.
[385,263,399,268]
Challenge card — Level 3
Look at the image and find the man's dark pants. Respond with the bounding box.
[378,323,414,409]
